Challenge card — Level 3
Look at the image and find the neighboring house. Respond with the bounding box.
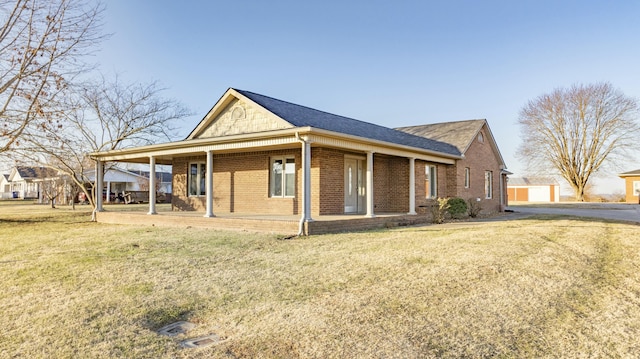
[128,170,173,194]
[6,166,59,201]
[0,174,11,199]
[83,167,172,203]
[618,169,640,203]
[507,177,560,203]
[91,88,510,224]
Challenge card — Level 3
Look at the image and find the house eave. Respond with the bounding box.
[618,169,640,178]
[90,126,461,165]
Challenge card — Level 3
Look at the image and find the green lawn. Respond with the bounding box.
[1,202,640,358]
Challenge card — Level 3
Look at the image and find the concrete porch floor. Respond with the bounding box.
[95,204,429,235]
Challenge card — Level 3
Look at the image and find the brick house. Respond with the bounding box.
[618,169,640,203]
[91,88,509,232]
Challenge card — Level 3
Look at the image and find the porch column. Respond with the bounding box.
[148,156,157,215]
[301,139,312,222]
[96,160,104,212]
[204,150,215,218]
[105,181,111,203]
[408,157,417,215]
[365,151,375,218]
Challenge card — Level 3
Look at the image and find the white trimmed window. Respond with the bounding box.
[464,167,470,188]
[188,162,206,197]
[270,157,295,197]
[485,170,493,199]
[426,165,437,198]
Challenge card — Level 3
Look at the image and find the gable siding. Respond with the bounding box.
[197,98,292,139]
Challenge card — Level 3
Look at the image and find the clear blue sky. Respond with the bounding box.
[97,0,640,195]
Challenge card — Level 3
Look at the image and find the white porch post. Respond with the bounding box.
[302,139,312,222]
[148,156,157,215]
[365,151,375,218]
[96,160,104,212]
[105,181,111,203]
[204,150,214,218]
[408,157,417,215]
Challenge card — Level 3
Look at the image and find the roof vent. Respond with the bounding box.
[231,106,245,120]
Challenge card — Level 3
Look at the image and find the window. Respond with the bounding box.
[485,170,493,199]
[271,157,295,197]
[425,165,437,198]
[477,132,484,143]
[188,162,206,196]
[464,167,470,188]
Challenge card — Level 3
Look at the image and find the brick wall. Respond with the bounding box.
[372,154,410,213]
[414,160,454,214]
[454,125,503,213]
[315,148,345,215]
[172,150,301,214]
[169,133,509,215]
[172,155,206,211]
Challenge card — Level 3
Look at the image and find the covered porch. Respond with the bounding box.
[90,127,457,235]
[95,204,430,235]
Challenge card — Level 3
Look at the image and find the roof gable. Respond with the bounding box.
[188,89,293,139]
[395,120,486,153]
[396,119,505,166]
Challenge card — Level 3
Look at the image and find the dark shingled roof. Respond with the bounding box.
[16,166,58,179]
[395,120,486,154]
[236,89,462,157]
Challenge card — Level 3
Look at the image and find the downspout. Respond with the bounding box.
[295,132,309,236]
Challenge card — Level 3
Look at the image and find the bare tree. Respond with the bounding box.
[39,175,64,208]
[15,76,191,211]
[27,166,60,207]
[0,0,105,153]
[517,82,640,201]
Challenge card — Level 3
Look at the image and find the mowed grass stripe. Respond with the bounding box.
[1,203,640,358]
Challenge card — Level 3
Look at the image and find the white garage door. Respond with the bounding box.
[528,186,551,202]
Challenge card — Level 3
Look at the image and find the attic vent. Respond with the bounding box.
[477,132,484,143]
[231,106,246,120]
